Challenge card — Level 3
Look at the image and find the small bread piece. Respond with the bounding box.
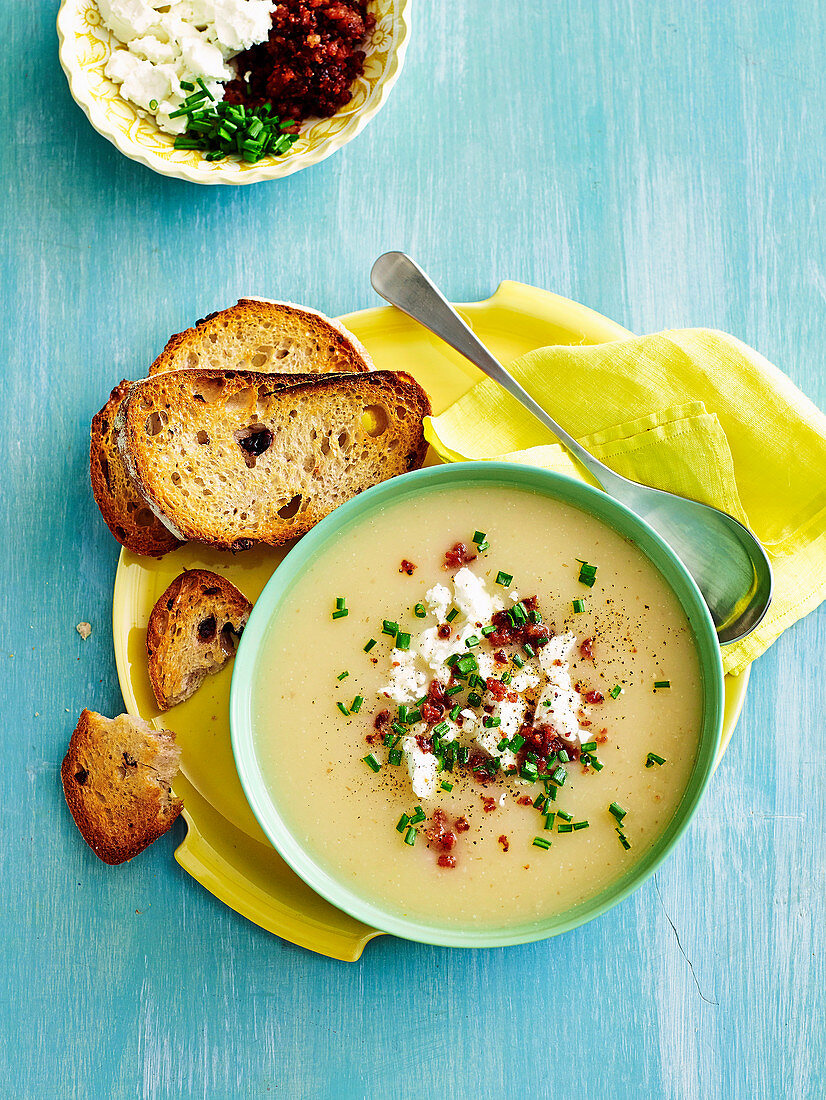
[118,369,431,551]
[146,569,252,710]
[90,381,182,556]
[61,710,183,865]
[148,298,374,377]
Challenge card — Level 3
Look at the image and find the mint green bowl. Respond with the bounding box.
[230,463,724,948]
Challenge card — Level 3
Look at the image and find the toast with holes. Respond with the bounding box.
[90,380,183,556]
[148,298,374,377]
[147,569,252,709]
[61,710,183,865]
[117,369,431,551]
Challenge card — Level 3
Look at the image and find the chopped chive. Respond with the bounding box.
[382,732,394,747]
[472,530,486,544]
[406,709,421,724]
[439,780,454,792]
[449,705,461,721]
[501,671,512,685]
[389,749,402,766]
[545,784,557,801]
[396,813,410,833]
[609,684,623,699]
[557,823,574,833]
[466,691,482,707]
[581,740,597,752]
[578,562,598,587]
[148,98,159,111]
[495,571,513,587]
[414,603,427,618]
[337,701,350,716]
[550,766,566,786]
[335,597,346,610]
[445,684,463,696]
[476,541,490,552]
[520,761,538,782]
[646,752,666,767]
[572,599,586,613]
[511,602,527,625]
[654,680,671,689]
[497,738,510,751]
[363,638,377,652]
[391,723,406,736]
[523,642,536,659]
[382,620,399,637]
[545,812,556,830]
[446,608,458,623]
[509,733,526,751]
[196,76,215,101]
[557,748,570,763]
[433,722,450,736]
[445,654,460,667]
[609,802,627,821]
[512,654,524,669]
[410,806,426,824]
[532,837,552,850]
[332,609,349,620]
[483,715,501,728]
[396,632,411,651]
[351,696,363,713]
[590,757,604,771]
[465,635,480,648]
[557,810,573,822]
[363,754,380,772]
[337,670,349,681]
[404,827,417,846]
[481,625,496,637]
[532,792,546,808]
[573,820,590,831]
[456,655,478,674]
[617,831,631,850]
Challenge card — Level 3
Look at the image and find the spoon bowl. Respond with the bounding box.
[370,251,773,644]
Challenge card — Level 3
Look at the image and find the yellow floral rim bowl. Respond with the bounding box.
[57,0,411,185]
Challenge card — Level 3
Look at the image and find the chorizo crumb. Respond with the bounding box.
[498,834,509,852]
[399,559,416,575]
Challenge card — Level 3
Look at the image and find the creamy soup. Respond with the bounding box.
[252,484,705,930]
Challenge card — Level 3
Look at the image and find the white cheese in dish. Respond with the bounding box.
[452,567,504,625]
[98,0,275,134]
[382,650,427,705]
[403,721,458,801]
[536,633,588,742]
[424,583,452,624]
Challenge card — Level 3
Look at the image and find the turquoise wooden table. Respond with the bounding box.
[2,2,823,1097]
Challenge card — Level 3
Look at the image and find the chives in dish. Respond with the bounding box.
[609,802,626,822]
[581,741,597,753]
[557,810,573,822]
[404,827,417,846]
[413,603,427,618]
[573,821,589,831]
[446,608,458,623]
[336,702,349,716]
[337,671,349,681]
[577,561,598,587]
[495,571,513,587]
[173,100,300,164]
[646,752,666,767]
[465,635,480,648]
[396,813,410,833]
[472,531,490,551]
[351,696,364,713]
[382,620,399,637]
[389,749,402,766]
[439,781,454,792]
[363,754,380,773]
[532,837,552,850]
[332,609,348,620]
[410,806,426,825]
[609,684,623,698]
[396,632,411,651]
[363,638,377,652]
[654,680,671,689]
[572,599,586,613]
[557,823,574,833]
[617,831,632,851]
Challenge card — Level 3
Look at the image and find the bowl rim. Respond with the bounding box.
[56,0,411,185]
[230,462,725,947]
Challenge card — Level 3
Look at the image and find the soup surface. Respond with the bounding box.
[252,484,704,931]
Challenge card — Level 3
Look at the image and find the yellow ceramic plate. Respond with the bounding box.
[57,0,410,185]
[113,282,750,960]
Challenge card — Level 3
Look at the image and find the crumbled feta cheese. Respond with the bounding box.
[424,583,451,623]
[452,567,504,624]
[403,734,438,800]
[380,649,427,704]
[536,632,587,741]
[99,0,275,133]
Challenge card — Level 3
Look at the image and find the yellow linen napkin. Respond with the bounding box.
[425,329,826,677]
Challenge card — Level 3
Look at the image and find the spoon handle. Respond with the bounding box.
[370,252,625,494]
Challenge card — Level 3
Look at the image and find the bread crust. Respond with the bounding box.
[118,368,431,551]
[148,298,374,378]
[89,381,182,556]
[61,710,183,865]
[146,569,252,709]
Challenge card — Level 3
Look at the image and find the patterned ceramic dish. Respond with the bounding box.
[56,0,411,184]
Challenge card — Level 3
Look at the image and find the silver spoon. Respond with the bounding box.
[371,251,773,644]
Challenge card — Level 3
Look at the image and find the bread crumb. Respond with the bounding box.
[76,622,92,640]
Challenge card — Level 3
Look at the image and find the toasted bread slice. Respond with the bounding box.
[90,381,182,556]
[147,569,252,709]
[117,369,431,551]
[61,710,183,865]
[148,298,374,377]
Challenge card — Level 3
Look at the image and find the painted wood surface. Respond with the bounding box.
[1,1,823,1097]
